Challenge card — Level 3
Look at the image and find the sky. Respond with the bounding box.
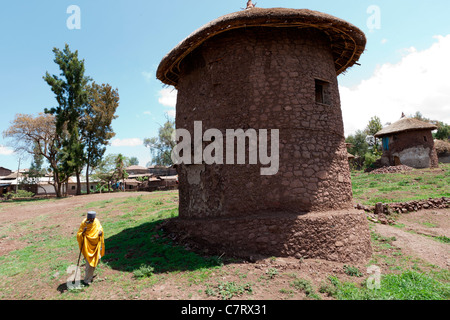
[1,0,449,171]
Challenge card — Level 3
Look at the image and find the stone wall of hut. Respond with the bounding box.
[175,27,353,219]
[380,130,439,168]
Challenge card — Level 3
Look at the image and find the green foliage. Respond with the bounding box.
[82,82,119,193]
[290,278,321,299]
[206,281,253,300]
[4,190,35,199]
[266,268,278,279]
[133,264,155,279]
[435,123,450,140]
[326,271,450,300]
[128,157,139,166]
[144,117,175,166]
[343,265,363,277]
[365,116,383,137]
[42,44,120,197]
[346,130,369,159]
[43,44,90,193]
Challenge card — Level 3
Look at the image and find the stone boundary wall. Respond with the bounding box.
[356,197,450,214]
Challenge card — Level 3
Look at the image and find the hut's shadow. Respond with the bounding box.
[101,219,225,274]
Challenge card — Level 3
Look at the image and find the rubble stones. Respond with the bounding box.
[366,165,414,174]
[356,197,450,214]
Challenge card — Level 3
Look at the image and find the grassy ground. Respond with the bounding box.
[0,165,449,300]
[352,163,450,205]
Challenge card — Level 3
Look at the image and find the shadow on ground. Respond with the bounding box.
[101,219,223,274]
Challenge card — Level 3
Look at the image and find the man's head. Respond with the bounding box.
[86,211,96,224]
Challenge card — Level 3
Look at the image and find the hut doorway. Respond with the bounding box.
[394,156,401,166]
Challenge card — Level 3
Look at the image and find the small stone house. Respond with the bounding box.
[434,139,450,163]
[374,117,439,168]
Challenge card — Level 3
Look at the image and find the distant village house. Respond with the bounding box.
[374,116,439,169]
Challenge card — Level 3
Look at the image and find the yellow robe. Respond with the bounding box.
[77,218,105,268]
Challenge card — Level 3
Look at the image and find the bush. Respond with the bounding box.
[343,265,363,277]
[133,264,155,279]
[5,190,35,199]
[363,152,378,169]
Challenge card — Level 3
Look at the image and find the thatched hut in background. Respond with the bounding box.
[434,139,450,163]
[374,117,439,168]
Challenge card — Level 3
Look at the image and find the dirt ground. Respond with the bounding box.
[374,209,450,269]
[0,192,448,300]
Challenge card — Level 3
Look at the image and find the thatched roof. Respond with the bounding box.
[157,7,366,87]
[434,139,450,154]
[374,118,438,138]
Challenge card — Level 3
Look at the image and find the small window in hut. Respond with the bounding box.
[315,79,331,105]
[423,136,428,142]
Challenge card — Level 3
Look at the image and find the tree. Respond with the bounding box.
[3,113,67,197]
[43,43,91,195]
[434,122,450,141]
[91,154,118,192]
[144,118,175,167]
[364,116,383,155]
[365,116,383,137]
[81,82,119,194]
[114,154,128,191]
[346,130,370,159]
[129,157,139,166]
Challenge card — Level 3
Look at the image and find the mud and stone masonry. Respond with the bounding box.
[157,8,372,262]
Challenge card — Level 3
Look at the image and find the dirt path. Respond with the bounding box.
[0,192,151,224]
[374,209,450,269]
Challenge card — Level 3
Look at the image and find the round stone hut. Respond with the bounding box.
[157,8,372,262]
[374,117,439,169]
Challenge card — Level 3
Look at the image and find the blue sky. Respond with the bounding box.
[1,0,450,171]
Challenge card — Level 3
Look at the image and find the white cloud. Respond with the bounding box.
[111,138,143,147]
[0,145,14,155]
[340,34,450,136]
[158,88,177,119]
[158,87,177,108]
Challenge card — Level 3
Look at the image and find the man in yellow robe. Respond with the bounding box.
[77,211,105,285]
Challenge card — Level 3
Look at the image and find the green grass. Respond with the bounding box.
[205,281,253,300]
[351,163,450,205]
[290,278,321,300]
[0,192,224,299]
[325,271,450,300]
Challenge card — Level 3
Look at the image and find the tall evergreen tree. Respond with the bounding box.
[43,44,90,195]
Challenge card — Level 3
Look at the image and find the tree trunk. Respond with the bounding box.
[76,170,82,196]
[52,169,62,198]
[86,161,90,195]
